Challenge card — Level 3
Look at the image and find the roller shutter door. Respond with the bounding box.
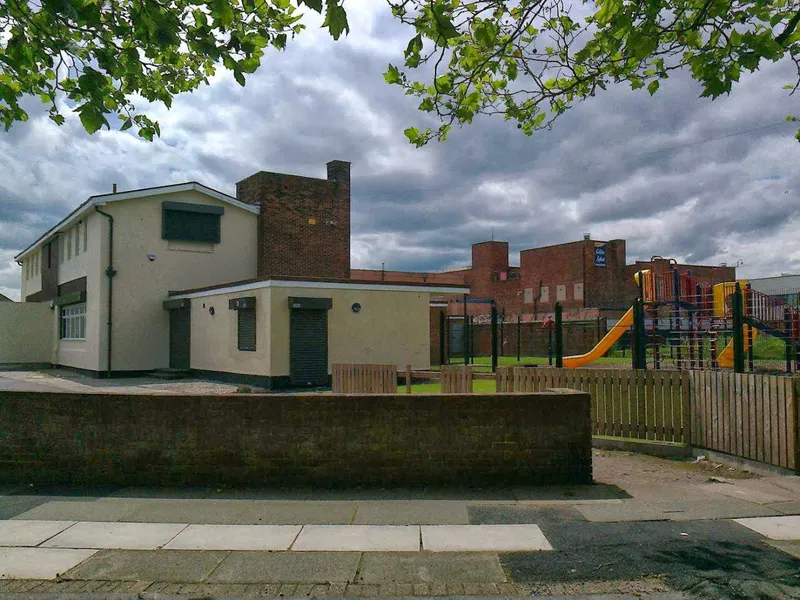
[169,306,191,369]
[289,309,328,386]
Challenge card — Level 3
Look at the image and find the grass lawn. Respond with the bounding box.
[433,355,631,372]
[397,379,498,394]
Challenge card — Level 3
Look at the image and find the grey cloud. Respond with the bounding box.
[3,6,800,299]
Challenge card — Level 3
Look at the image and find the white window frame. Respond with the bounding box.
[61,303,87,341]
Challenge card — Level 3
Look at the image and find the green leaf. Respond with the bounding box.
[233,70,246,86]
[404,126,420,142]
[120,118,133,131]
[77,105,107,134]
[384,64,402,84]
[647,80,659,95]
[324,3,349,40]
[301,0,323,11]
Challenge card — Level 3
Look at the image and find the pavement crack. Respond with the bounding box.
[288,525,304,550]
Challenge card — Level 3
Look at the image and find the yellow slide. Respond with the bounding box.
[563,307,634,369]
[717,326,757,368]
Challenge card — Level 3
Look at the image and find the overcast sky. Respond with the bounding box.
[2,2,800,300]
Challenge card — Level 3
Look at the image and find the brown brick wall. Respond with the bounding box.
[236,160,350,279]
[353,269,470,285]
[459,320,610,359]
[0,391,592,487]
[430,306,446,365]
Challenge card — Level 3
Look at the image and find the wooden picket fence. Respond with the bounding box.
[331,363,798,471]
[331,363,397,393]
[496,367,691,444]
[691,371,798,470]
[441,365,474,393]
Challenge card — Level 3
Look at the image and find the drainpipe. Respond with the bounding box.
[95,206,116,378]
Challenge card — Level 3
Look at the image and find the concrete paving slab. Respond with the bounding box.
[422,524,552,552]
[734,515,800,540]
[644,493,781,521]
[357,552,507,584]
[767,501,800,515]
[512,484,627,502]
[767,540,800,559]
[405,488,516,501]
[468,504,584,524]
[766,476,800,496]
[62,549,228,583]
[11,500,139,522]
[0,496,62,520]
[41,522,187,549]
[236,502,357,525]
[0,548,97,579]
[163,525,301,550]
[292,525,419,551]
[354,501,469,525]
[307,489,413,501]
[121,499,252,524]
[207,551,361,583]
[575,501,668,523]
[698,479,798,504]
[108,487,217,499]
[0,520,75,547]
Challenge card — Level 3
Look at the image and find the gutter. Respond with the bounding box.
[95,206,117,378]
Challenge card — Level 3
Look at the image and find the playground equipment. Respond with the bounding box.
[562,262,800,373]
[563,307,633,368]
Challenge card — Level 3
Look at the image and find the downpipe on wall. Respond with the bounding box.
[95,206,116,378]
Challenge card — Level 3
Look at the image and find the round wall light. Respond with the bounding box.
[209,307,215,316]
[351,302,361,313]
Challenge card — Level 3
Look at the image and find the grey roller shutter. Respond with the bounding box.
[289,309,328,386]
[238,308,256,351]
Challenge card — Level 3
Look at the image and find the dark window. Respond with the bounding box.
[47,242,52,268]
[162,201,223,243]
[238,308,256,351]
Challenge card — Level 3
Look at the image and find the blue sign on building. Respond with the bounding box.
[594,243,606,268]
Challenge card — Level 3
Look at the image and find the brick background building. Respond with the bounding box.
[355,237,736,323]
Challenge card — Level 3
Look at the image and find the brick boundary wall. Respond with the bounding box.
[0,391,592,487]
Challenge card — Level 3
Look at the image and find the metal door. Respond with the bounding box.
[169,307,191,369]
[448,318,464,356]
[290,309,328,386]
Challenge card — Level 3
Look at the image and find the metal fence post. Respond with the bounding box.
[491,304,498,373]
[555,302,563,368]
[733,283,745,373]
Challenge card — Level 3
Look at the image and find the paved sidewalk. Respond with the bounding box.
[0,451,798,598]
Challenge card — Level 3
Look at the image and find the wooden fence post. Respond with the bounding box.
[406,364,412,394]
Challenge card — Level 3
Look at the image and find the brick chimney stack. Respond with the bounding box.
[235,160,352,280]
[326,160,351,186]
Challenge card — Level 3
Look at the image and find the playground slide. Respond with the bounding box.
[717,326,757,369]
[563,307,634,369]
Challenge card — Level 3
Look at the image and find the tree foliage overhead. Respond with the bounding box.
[385,0,800,145]
[0,0,349,139]
[1,0,799,144]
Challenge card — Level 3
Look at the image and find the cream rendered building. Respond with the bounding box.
[14,162,469,384]
[15,182,259,376]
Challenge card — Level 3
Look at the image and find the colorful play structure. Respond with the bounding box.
[562,261,800,373]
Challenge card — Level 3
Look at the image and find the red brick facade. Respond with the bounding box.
[376,238,735,321]
[236,160,351,279]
